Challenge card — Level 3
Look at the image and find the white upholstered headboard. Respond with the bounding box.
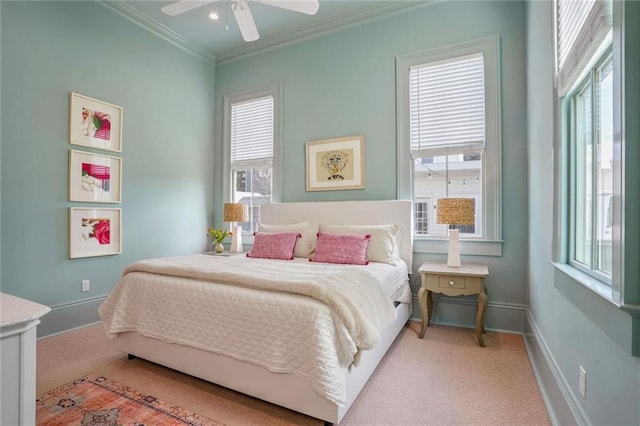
[261,200,413,270]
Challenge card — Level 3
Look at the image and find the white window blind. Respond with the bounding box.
[409,53,485,158]
[555,0,612,95]
[231,95,274,167]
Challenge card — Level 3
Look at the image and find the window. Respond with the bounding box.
[223,83,282,233]
[568,51,613,283]
[414,153,482,238]
[554,0,622,302]
[414,200,429,235]
[396,36,501,254]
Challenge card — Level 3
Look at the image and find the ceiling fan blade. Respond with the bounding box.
[232,1,260,42]
[255,0,319,15]
[161,0,218,16]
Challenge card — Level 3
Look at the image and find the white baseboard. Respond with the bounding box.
[523,310,584,425]
[42,294,524,339]
[42,293,523,341]
[37,295,107,339]
[410,295,527,333]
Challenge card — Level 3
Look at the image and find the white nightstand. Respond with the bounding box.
[418,262,489,346]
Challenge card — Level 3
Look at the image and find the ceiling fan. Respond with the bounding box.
[161,0,320,42]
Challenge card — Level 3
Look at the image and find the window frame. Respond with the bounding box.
[396,35,502,256]
[553,3,624,308]
[222,83,283,234]
[567,48,614,286]
[414,199,430,236]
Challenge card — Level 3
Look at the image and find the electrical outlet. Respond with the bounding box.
[579,366,587,398]
[81,279,90,292]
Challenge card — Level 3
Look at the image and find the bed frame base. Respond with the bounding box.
[112,303,411,424]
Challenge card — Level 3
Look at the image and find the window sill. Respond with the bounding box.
[413,238,503,256]
[551,262,617,306]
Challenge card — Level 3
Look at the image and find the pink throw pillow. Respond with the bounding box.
[310,233,371,265]
[247,232,301,260]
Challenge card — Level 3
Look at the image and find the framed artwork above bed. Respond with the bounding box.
[69,150,122,203]
[69,92,123,153]
[305,135,365,191]
[69,207,122,259]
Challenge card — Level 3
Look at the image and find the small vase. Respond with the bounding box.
[214,243,224,253]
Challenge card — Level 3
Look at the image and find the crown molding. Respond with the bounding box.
[216,1,437,64]
[99,1,438,67]
[99,0,216,65]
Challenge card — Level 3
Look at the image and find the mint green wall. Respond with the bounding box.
[215,1,529,318]
[1,2,215,307]
[526,1,640,425]
[4,2,636,423]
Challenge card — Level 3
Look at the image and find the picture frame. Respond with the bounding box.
[69,92,123,152]
[305,135,365,191]
[69,150,122,203]
[69,207,122,259]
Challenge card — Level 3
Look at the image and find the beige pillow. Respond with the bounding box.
[319,223,401,265]
[258,222,318,258]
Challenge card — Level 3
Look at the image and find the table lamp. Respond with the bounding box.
[223,202,249,253]
[436,198,475,267]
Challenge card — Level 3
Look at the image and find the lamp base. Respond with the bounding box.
[230,225,244,253]
[447,229,461,268]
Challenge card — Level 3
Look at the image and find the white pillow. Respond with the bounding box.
[318,223,401,265]
[258,221,319,258]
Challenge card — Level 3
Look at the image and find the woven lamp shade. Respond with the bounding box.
[436,198,475,225]
[223,203,249,223]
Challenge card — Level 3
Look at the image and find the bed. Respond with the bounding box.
[99,200,413,424]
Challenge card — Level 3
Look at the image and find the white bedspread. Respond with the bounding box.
[99,255,408,405]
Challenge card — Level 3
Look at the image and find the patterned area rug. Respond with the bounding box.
[36,374,223,425]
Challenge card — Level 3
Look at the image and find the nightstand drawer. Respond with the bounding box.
[438,275,466,289]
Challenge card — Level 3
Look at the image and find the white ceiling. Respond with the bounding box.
[104,1,432,64]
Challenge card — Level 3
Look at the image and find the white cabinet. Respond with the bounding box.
[1,292,50,426]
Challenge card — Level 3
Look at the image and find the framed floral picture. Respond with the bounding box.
[69,207,122,259]
[69,92,123,152]
[305,135,365,191]
[69,150,122,203]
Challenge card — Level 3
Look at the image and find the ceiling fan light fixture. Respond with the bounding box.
[255,0,319,15]
[161,0,217,16]
[232,0,260,42]
[161,0,320,42]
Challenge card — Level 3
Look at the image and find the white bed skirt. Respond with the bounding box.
[112,301,411,424]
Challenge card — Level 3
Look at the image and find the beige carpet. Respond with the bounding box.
[37,321,550,425]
